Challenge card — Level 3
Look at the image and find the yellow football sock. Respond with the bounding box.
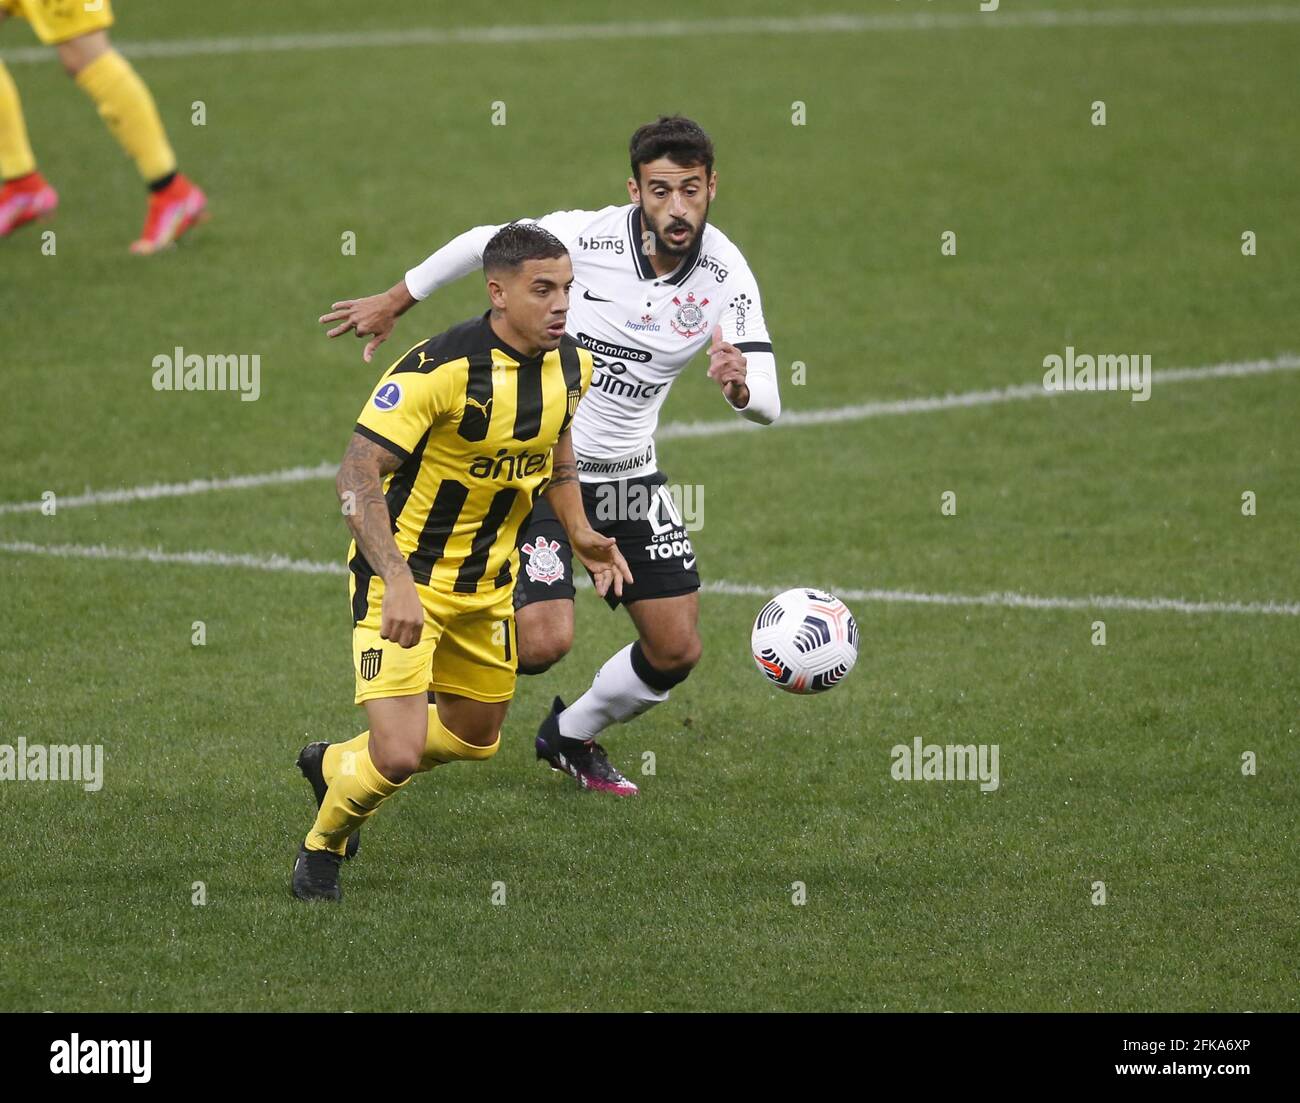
[322,731,370,786]
[74,50,176,184]
[421,706,500,769]
[0,62,37,180]
[306,712,498,854]
[319,706,496,783]
[306,746,407,857]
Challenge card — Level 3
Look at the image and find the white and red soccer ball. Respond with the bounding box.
[751,588,858,694]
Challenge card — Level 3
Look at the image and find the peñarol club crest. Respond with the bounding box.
[359,647,383,680]
[669,291,709,338]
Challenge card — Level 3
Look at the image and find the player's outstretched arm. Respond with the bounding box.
[543,430,633,599]
[320,281,417,364]
[319,222,501,362]
[336,433,423,647]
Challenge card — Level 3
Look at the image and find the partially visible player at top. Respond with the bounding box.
[293,223,630,902]
[0,0,206,252]
[321,116,780,797]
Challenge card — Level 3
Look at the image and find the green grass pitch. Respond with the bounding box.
[1,0,1297,1011]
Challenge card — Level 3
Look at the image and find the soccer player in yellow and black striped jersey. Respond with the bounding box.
[292,223,631,902]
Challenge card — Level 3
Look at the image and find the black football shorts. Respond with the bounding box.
[514,472,701,610]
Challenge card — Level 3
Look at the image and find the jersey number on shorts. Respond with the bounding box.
[648,484,685,536]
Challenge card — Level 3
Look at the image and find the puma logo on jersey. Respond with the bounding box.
[465,395,492,417]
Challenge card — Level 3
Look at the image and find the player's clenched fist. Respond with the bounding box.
[380,573,425,648]
[707,324,749,407]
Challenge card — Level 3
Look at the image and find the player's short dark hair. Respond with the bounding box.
[629,115,715,183]
[483,222,568,275]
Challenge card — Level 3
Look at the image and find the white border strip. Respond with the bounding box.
[3,8,1299,64]
[2,353,1294,516]
[1,541,1295,617]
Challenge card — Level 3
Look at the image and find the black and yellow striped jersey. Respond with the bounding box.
[348,312,592,610]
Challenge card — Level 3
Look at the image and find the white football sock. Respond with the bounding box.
[558,643,669,742]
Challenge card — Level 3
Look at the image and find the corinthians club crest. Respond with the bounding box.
[669,291,709,338]
[522,536,565,585]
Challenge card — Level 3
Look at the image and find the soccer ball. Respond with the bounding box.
[751,588,859,694]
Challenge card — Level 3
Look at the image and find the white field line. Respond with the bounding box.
[0,540,344,576]
[0,463,336,516]
[658,353,1300,440]
[1,540,1296,617]
[1,353,1295,517]
[4,8,1299,64]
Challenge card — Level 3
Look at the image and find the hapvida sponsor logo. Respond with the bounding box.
[151,346,261,402]
[0,738,103,792]
[890,737,1000,792]
[50,1034,150,1083]
[1042,346,1152,402]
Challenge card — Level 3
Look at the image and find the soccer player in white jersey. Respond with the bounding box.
[320,116,780,795]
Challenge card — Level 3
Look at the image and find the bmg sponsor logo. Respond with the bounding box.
[578,235,625,255]
[699,253,729,282]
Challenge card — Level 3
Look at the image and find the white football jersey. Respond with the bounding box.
[406,204,780,483]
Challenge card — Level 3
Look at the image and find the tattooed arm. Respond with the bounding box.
[543,429,633,599]
[337,432,424,648]
[541,428,585,539]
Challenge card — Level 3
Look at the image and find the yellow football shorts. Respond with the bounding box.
[0,0,115,45]
[351,576,518,705]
